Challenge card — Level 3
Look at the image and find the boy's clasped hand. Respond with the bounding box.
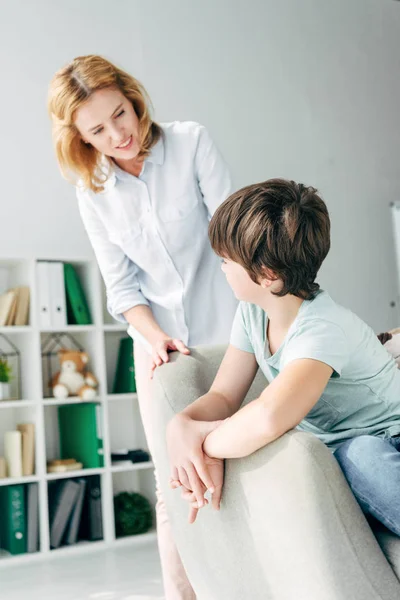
[167,414,225,523]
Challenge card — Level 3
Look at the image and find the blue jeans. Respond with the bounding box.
[334,434,400,536]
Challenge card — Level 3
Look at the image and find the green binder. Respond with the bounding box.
[63,263,92,325]
[112,337,137,394]
[0,485,27,555]
[58,403,104,468]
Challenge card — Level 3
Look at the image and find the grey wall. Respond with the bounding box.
[0,0,399,331]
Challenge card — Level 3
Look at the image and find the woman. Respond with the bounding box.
[48,55,237,599]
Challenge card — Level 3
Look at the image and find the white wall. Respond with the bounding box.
[0,0,399,331]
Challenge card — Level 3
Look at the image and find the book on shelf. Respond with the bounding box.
[0,286,30,327]
[0,290,16,327]
[0,456,6,478]
[17,423,35,477]
[63,263,92,325]
[37,262,51,328]
[111,449,150,464]
[14,286,30,326]
[58,403,104,468]
[37,261,68,328]
[78,475,103,542]
[26,483,39,553]
[4,430,23,478]
[5,290,18,326]
[47,459,83,474]
[0,484,26,555]
[112,337,136,394]
[63,478,86,545]
[48,479,80,549]
[48,262,67,328]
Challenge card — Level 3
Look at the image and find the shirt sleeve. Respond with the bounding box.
[282,318,349,376]
[77,188,149,323]
[229,303,255,354]
[194,125,232,217]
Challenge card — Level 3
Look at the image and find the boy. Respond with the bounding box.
[166,179,400,534]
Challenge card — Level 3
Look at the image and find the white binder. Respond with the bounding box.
[37,261,52,329]
[48,262,67,328]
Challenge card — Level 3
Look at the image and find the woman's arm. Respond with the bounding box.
[194,125,233,217]
[77,190,189,364]
[77,188,148,322]
[123,305,189,368]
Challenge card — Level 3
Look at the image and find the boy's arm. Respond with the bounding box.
[182,344,259,421]
[203,358,333,459]
[166,345,258,506]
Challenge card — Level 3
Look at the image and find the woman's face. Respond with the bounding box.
[74,87,141,160]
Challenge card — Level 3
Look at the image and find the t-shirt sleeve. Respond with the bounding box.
[229,303,255,354]
[282,318,349,376]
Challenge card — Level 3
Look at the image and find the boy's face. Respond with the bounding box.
[221,258,263,302]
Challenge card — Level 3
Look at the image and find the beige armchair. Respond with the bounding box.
[151,345,400,600]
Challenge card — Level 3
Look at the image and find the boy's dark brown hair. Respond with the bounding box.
[209,178,330,300]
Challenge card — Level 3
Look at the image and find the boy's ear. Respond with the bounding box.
[259,268,278,288]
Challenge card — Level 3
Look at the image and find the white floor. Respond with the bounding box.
[0,540,164,600]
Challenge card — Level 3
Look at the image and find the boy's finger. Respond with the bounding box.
[170,479,182,489]
[178,466,190,490]
[170,466,179,481]
[188,506,198,524]
[211,485,222,511]
[191,499,208,508]
[185,464,206,508]
[193,458,215,493]
[181,489,195,501]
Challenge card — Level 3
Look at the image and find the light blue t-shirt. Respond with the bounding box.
[230,290,400,449]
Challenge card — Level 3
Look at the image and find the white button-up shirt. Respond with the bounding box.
[77,121,238,349]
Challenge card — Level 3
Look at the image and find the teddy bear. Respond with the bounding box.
[51,349,98,400]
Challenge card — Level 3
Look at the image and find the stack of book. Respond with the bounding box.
[1,424,35,479]
[48,475,103,549]
[0,286,30,326]
[37,262,92,329]
[0,483,39,555]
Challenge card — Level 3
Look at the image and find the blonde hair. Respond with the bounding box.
[48,55,162,193]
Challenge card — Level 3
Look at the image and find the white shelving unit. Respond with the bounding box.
[0,257,156,565]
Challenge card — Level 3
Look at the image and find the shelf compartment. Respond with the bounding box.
[40,331,103,399]
[47,473,104,551]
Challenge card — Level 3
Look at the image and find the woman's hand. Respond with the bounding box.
[166,413,223,508]
[150,337,190,378]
